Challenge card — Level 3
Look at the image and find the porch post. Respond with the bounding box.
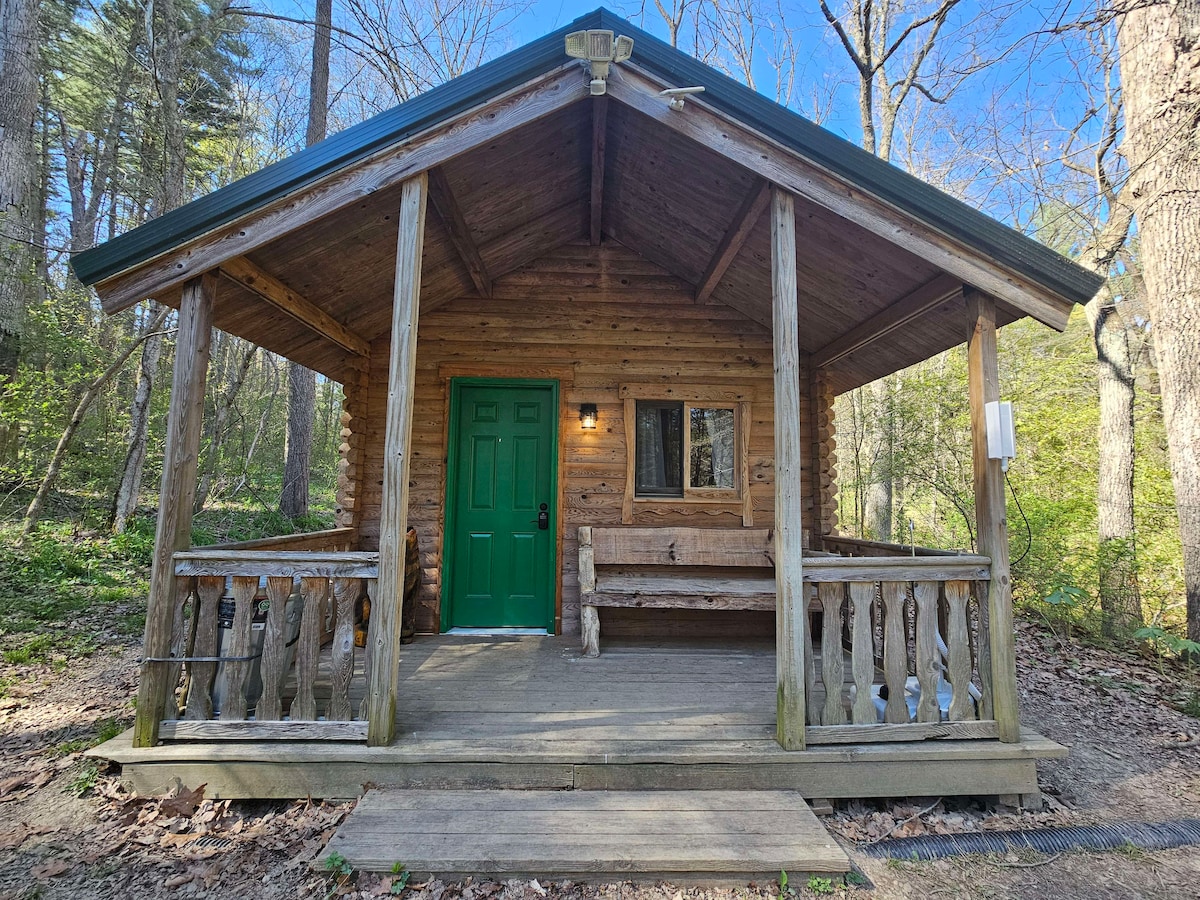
[366,172,427,746]
[133,274,215,747]
[965,289,1021,742]
[771,186,807,750]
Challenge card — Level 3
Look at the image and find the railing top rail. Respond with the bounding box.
[803,555,990,583]
[820,534,971,557]
[173,549,379,579]
[187,527,358,553]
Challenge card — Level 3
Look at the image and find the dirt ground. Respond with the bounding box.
[1,621,1198,900]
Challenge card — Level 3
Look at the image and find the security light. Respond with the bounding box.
[565,30,634,96]
[660,86,705,110]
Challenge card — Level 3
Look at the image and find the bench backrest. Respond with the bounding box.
[581,526,774,568]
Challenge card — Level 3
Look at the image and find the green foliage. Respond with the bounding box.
[55,715,128,755]
[324,851,355,897]
[834,306,1185,642]
[389,862,411,894]
[1180,692,1200,718]
[805,875,835,895]
[1133,627,1200,675]
[778,869,791,899]
[66,761,100,797]
[0,522,150,640]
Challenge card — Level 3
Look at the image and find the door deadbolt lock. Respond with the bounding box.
[537,503,549,530]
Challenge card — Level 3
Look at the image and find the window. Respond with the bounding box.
[634,401,738,497]
[621,384,754,525]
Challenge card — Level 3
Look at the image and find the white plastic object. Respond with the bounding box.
[984,400,1016,471]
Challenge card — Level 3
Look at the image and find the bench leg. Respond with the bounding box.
[581,605,600,657]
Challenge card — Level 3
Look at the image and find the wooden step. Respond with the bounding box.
[318,789,850,882]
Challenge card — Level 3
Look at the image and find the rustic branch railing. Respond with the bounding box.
[148,540,378,742]
[189,526,357,553]
[820,534,967,558]
[803,556,995,744]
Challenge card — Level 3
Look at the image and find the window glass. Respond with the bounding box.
[634,402,683,496]
[690,407,735,489]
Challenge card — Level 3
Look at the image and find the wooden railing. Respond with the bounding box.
[820,534,967,558]
[147,530,378,741]
[803,555,996,744]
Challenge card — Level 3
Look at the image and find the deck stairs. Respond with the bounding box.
[317,788,850,882]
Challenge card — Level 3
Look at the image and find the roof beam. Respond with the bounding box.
[590,96,608,246]
[607,65,1074,331]
[810,273,963,370]
[94,65,588,314]
[428,166,491,298]
[695,180,770,304]
[218,256,371,357]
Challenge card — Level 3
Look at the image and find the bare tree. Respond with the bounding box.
[816,0,977,541]
[645,0,804,106]
[280,0,331,520]
[335,0,530,113]
[1116,0,1200,644]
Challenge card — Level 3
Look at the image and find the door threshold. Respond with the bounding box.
[444,627,550,636]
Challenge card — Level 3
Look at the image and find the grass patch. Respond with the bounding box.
[116,610,146,636]
[55,716,128,756]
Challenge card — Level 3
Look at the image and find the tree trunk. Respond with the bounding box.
[865,378,893,541]
[24,308,171,535]
[0,0,39,442]
[194,339,257,513]
[280,0,332,520]
[1084,287,1141,631]
[109,0,189,529]
[111,310,166,532]
[281,364,315,518]
[1117,0,1200,643]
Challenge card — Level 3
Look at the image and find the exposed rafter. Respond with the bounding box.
[810,273,963,370]
[218,256,370,357]
[590,96,609,246]
[428,166,492,298]
[695,180,770,304]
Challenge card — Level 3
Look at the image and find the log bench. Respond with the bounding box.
[577,526,781,657]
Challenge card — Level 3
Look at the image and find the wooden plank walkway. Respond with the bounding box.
[318,789,850,880]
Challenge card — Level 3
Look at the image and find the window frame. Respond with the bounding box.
[619,383,756,526]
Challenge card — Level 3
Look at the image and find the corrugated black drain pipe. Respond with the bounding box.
[862,820,1200,860]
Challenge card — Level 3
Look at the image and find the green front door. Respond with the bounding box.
[444,380,558,631]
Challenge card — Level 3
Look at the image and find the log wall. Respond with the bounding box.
[357,241,828,635]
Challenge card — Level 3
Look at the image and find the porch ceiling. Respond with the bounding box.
[166,94,1022,391]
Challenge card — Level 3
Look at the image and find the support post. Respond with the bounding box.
[366,173,427,746]
[133,274,215,747]
[771,186,807,749]
[966,289,1021,742]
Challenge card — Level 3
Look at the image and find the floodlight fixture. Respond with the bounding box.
[660,85,705,110]
[565,29,635,96]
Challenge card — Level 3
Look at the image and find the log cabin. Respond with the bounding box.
[76,8,1101,804]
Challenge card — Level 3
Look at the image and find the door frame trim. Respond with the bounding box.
[440,377,561,633]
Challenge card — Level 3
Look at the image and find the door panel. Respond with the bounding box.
[446,382,557,629]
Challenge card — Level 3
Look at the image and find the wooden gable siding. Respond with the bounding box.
[355,241,826,635]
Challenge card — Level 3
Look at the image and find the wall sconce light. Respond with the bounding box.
[579,403,598,430]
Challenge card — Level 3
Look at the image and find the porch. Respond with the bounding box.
[99,632,1064,801]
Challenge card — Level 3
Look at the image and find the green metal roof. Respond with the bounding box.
[72,7,1104,306]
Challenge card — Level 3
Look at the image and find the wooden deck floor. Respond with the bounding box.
[96,635,1066,800]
